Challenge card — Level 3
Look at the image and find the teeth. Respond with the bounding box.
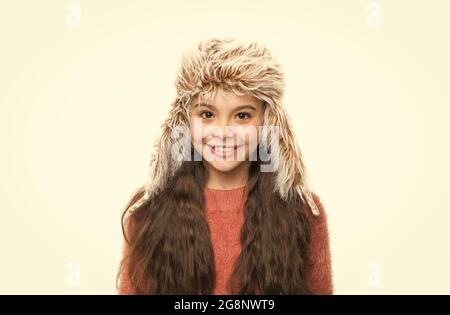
[206,145,239,155]
[205,144,242,156]
[214,146,234,153]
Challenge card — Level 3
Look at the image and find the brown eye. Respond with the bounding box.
[236,112,251,120]
[200,111,213,119]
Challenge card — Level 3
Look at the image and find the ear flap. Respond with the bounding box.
[126,188,149,214]
[128,100,189,214]
[262,102,321,216]
[297,186,321,216]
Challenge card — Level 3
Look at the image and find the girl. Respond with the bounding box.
[116,38,333,295]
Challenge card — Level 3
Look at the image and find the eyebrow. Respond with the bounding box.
[193,103,257,111]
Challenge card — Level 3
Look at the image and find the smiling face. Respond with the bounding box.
[189,88,265,174]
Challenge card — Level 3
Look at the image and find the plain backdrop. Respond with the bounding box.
[1,0,449,294]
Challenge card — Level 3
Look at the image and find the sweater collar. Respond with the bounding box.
[203,185,247,212]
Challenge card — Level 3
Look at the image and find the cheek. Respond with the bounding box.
[243,125,260,149]
[190,117,203,144]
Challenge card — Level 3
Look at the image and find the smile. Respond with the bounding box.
[206,144,243,157]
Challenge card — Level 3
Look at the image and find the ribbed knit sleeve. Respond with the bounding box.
[306,193,334,294]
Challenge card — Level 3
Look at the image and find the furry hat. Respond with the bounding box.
[128,38,321,216]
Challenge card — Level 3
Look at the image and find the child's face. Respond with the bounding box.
[189,88,264,173]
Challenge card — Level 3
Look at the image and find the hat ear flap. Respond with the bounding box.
[262,102,321,216]
[297,186,321,216]
[126,187,150,214]
[126,100,189,214]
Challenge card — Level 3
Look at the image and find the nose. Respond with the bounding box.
[210,121,239,145]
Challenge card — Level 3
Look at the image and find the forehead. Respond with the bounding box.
[191,89,262,110]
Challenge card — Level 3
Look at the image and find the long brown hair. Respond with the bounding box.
[117,150,314,294]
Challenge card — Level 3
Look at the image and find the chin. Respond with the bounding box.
[205,160,245,173]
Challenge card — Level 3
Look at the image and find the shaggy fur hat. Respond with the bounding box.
[128,38,321,216]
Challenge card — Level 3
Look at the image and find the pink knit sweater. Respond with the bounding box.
[117,186,333,295]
